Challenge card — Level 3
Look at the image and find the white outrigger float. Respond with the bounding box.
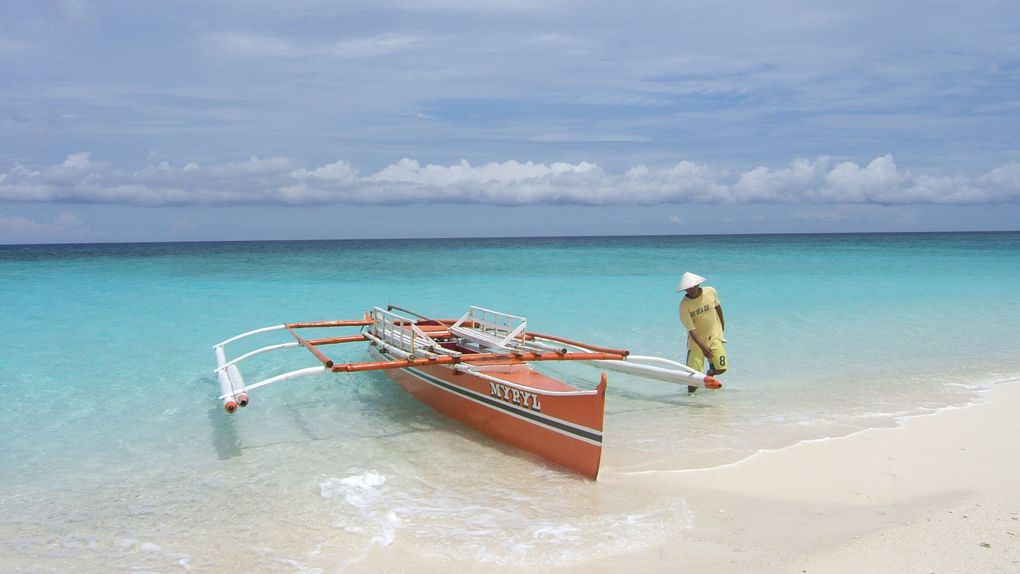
[213,305,721,478]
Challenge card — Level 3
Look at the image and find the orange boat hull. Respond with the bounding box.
[383,362,606,479]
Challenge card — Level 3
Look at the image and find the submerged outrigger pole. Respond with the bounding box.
[214,345,248,413]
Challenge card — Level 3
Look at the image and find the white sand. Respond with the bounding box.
[593,381,1020,573]
[353,382,1020,573]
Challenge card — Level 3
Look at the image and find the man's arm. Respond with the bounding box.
[681,301,713,358]
[716,305,725,333]
[689,330,714,359]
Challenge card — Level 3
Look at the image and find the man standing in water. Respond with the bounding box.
[677,272,727,394]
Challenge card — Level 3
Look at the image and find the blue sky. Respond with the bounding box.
[2,0,1019,243]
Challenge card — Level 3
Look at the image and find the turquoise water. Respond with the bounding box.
[2,233,1019,571]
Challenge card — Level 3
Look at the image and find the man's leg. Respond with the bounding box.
[707,338,728,376]
[686,347,705,394]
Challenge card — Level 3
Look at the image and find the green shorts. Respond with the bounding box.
[686,337,728,375]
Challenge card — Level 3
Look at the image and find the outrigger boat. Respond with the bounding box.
[213,305,721,479]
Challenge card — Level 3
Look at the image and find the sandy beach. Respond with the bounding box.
[593,380,1020,573]
[354,381,1020,573]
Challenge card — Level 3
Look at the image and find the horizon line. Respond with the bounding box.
[3,228,1019,248]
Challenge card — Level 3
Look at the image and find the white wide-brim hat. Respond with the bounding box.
[676,272,706,292]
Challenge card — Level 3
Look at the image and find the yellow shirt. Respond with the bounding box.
[679,286,723,343]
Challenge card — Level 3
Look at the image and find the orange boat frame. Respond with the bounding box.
[213,305,720,479]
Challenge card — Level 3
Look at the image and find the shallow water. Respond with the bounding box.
[2,233,1018,570]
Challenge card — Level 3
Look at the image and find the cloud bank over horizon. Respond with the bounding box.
[2,1,1019,242]
[2,153,1018,209]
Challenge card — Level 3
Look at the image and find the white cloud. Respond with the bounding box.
[208,31,422,60]
[821,155,907,202]
[292,160,360,182]
[2,153,1019,208]
[210,32,297,59]
[979,162,1020,200]
[0,211,88,243]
